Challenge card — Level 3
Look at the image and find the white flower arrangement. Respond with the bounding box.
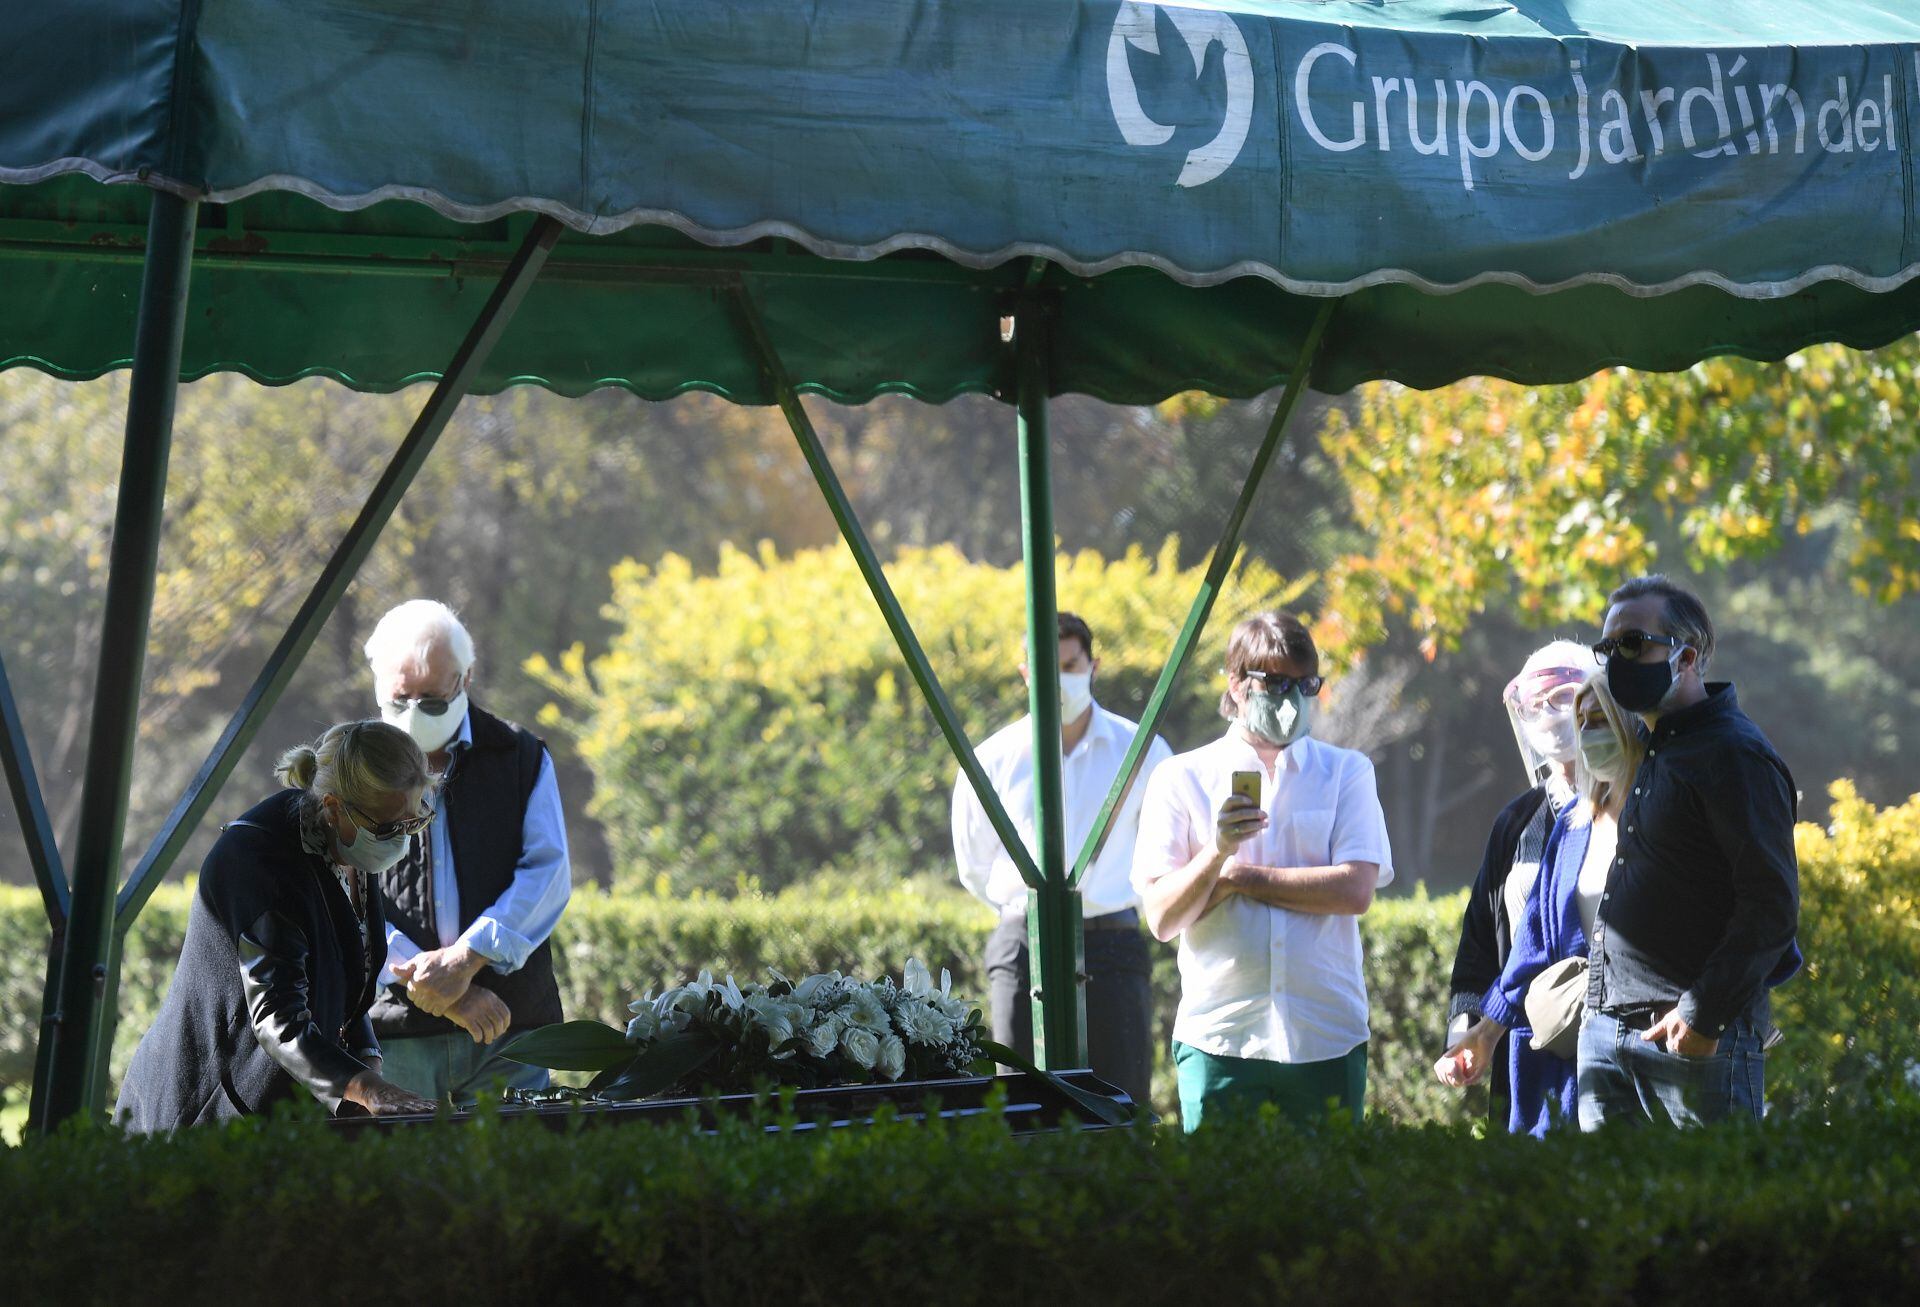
[501,959,1130,1125]
[579,958,986,1095]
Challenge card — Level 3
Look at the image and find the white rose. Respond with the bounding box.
[877,1033,907,1081]
[805,1017,840,1059]
[840,989,890,1033]
[839,1025,881,1070]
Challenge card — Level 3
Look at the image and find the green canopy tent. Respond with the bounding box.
[6,0,1920,1127]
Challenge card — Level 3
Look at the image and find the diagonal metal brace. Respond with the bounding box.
[114,215,564,927]
[0,649,68,923]
[732,281,1044,891]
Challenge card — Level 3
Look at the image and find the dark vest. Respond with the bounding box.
[370,703,565,1038]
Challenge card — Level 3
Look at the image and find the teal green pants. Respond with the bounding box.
[1173,1040,1367,1132]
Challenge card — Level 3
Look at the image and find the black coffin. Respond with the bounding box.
[328,1069,1142,1137]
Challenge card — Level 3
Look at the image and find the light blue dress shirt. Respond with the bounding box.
[381,708,572,980]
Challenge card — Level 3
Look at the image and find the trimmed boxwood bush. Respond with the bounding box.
[3,1104,1918,1304]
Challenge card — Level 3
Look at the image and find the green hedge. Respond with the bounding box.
[4,781,1916,1125]
[4,1105,1918,1304]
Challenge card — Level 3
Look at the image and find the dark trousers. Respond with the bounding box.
[986,913,1154,1108]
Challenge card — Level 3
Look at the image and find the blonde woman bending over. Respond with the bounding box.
[118,721,463,1129]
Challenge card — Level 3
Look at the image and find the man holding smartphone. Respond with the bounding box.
[951,611,1173,1108]
[1132,611,1393,1130]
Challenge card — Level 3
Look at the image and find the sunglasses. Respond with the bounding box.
[1240,669,1325,698]
[1591,631,1684,664]
[386,693,461,717]
[343,798,436,842]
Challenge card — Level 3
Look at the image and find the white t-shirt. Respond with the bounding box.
[1132,730,1394,1064]
[1576,811,1618,938]
[951,702,1174,919]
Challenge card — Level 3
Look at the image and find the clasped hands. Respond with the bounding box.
[391,943,511,1045]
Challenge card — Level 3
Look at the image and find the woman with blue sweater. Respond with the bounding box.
[1436,674,1640,1135]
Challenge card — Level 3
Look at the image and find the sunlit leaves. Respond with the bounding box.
[1318,341,1920,653]
[527,541,1304,890]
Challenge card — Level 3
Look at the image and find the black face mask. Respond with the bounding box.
[1606,649,1679,713]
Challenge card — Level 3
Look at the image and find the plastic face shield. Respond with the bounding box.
[1503,665,1585,790]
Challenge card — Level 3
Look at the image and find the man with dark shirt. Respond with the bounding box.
[1577,575,1801,1129]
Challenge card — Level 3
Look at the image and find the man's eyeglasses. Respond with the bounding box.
[344,799,435,842]
[386,693,460,717]
[1591,631,1684,664]
[1240,669,1324,698]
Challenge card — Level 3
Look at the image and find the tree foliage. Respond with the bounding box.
[1319,341,1920,656]
[527,541,1315,892]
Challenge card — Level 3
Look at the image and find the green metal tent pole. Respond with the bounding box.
[0,651,68,923]
[37,190,198,1128]
[25,935,64,1132]
[1014,301,1086,1071]
[1070,300,1337,887]
[732,282,1043,893]
[115,214,563,928]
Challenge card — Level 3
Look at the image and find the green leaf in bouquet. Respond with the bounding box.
[597,1031,724,1102]
[977,1039,1133,1128]
[586,1059,641,1094]
[496,1019,636,1072]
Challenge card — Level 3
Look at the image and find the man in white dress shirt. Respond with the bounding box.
[952,612,1173,1107]
[1133,611,1392,1130]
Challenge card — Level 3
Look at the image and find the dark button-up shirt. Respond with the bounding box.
[1584,683,1801,1037]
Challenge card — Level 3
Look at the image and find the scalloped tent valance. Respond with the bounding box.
[5,0,1920,400]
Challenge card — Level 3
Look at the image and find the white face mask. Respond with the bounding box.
[1058,671,1093,722]
[1578,726,1630,788]
[335,821,411,877]
[382,688,467,754]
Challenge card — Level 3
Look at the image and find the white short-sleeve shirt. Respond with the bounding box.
[952,703,1173,920]
[1132,730,1394,1064]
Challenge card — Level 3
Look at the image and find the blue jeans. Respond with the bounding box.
[377,1031,551,1106]
[1576,1010,1765,1130]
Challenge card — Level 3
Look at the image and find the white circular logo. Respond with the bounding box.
[1106,2,1253,188]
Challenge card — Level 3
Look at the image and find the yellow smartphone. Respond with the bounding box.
[1231,770,1262,804]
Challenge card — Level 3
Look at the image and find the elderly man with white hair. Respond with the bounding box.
[362,599,572,1102]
